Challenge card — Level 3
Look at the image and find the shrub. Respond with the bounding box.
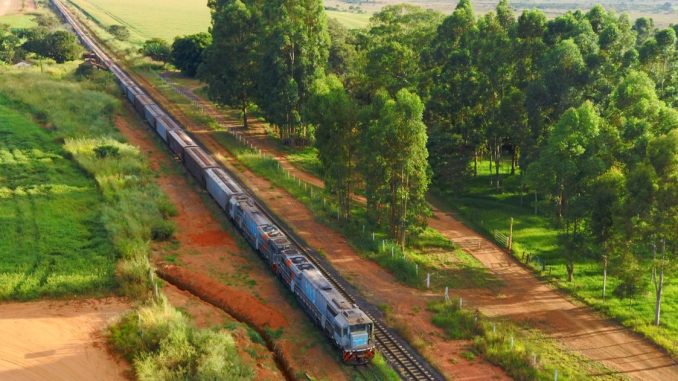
[116,257,151,299]
[94,144,120,158]
[140,38,171,63]
[109,299,254,380]
[108,25,130,41]
[151,220,176,241]
[428,299,482,339]
[613,251,648,298]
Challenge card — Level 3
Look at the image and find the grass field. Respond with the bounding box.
[67,0,210,42]
[326,10,372,29]
[0,96,115,300]
[436,159,678,356]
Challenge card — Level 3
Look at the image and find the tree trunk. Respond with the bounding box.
[473,149,478,176]
[655,267,663,326]
[566,262,574,282]
[602,256,608,301]
[242,102,248,129]
[511,148,518,175]
[494,141,501,191]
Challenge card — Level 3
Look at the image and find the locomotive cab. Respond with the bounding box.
[333,308,375,364]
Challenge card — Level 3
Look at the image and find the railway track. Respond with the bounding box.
[50,1,444,379]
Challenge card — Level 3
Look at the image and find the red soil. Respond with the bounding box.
[157,263,286,330]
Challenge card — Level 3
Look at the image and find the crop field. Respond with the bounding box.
[66,0,210,42]
[0,96,115,300]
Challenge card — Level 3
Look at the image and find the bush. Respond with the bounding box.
[116,257,151,299]
[108,25,130,41]
[140,38,171,63]
[94,144,120,158]
[429,300,482,339]
[151,220,176,241]
[109,299,254,380]
[613,251,648,298]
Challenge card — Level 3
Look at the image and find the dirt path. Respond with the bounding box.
[113,111,349,381]
[162,80,678,380]
[0,298,130,381]
[148,74,509,380]
[427,202,678,380]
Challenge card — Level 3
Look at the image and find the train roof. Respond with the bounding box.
[301,262,373,326]
[238,197,273,227]
[168,129,197,147]
[206,167,243,195]
[185,147,219,168]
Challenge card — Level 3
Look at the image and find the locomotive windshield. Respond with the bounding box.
[349,323,372,348]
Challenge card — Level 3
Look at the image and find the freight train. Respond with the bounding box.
[50,0,375,365]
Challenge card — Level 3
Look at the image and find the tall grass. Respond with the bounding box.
[109,296,254,380]
[428,299,625,381]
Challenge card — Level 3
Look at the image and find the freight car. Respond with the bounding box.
[50,0,375,365]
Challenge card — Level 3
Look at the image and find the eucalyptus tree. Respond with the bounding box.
[201,0,260,128]
[528,101,606,282]
[307,75,361,220]
[362,89,431,246]
[257,0,329,144]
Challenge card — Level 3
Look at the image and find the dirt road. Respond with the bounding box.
[162,81,678,380]
[427,204,678,380]
[0,298,129,381]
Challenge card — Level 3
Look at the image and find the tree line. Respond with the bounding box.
[0,13,81,64]
[180,1,675,324]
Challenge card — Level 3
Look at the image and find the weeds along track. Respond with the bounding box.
[50,1,443,379]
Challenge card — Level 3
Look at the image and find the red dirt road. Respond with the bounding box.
[0,298,130,381]
[164,82,678,380]
[427,203,678,380]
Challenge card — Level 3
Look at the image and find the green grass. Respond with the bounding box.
[428,299,626,381]
[326,10,372,29]
[67,0,210,42]
[0,96,115,300]
[436,159,678,357]
[0,64,176,300]
[109,296,254,380]
[0,12,39,28]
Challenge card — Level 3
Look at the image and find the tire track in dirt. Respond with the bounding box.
[166,82,678,380]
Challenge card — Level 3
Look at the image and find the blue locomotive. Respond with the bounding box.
[51,0,375,364]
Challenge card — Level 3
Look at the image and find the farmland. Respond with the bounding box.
[0,95,115,300]
[66,0,210,42]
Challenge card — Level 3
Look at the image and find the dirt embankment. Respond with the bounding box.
[113,111,349,380]
[157,264,286,330]
[0,298,130,381]
[162,80,678,380]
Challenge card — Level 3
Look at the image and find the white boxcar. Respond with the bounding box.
[205,168,244,210]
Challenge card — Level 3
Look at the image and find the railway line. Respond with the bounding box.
[50,1,444,379]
